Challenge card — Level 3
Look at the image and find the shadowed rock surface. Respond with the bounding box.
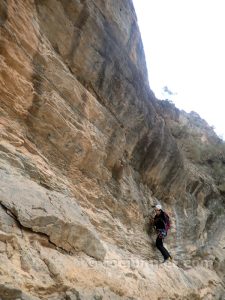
[0,0,225,299]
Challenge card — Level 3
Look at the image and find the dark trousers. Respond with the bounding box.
[156,236,170,259]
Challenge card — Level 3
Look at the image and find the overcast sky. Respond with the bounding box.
[133,0,225,139]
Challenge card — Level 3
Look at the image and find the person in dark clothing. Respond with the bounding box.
[153,204,172,263]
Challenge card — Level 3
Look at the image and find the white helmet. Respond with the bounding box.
[155,204,162,210]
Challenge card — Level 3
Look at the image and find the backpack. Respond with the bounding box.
[163,211,171,233]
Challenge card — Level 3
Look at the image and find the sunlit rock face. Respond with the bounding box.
[0,0,225,299]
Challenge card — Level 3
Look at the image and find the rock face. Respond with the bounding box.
[0,169,106,261]
[0,0,225,299]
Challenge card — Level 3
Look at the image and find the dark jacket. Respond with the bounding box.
[154,210,166,230]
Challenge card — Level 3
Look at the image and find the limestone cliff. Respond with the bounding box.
[0,1,225,299]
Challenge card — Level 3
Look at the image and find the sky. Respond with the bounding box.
[133,0,225,139]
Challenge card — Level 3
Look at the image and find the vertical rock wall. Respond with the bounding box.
[0,1,225,299]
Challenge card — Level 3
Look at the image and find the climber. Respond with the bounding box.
[152,204,172,263]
